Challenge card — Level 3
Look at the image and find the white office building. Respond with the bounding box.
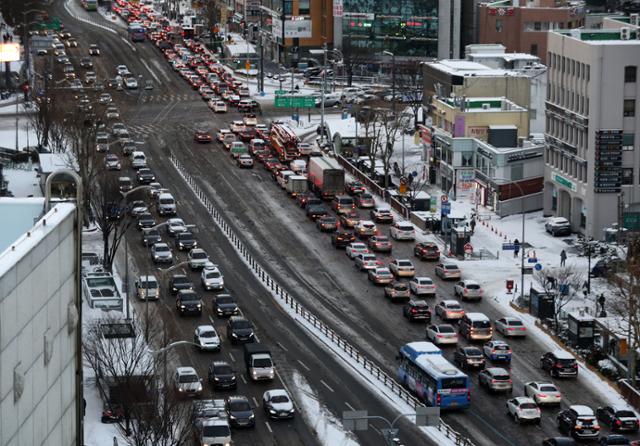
[544,25,640,238]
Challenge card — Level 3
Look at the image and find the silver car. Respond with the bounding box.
[151,243,173,264]
[479,367,512,393]
[201,263,224,290]
[187,248,210,269]
[355,253,379,271]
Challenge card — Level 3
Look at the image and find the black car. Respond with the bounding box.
[591,258,627,278]
[402,299,431,322]
[136,167,155,184]
[540,351,578,378]
[557,406,600,441]
[213,294,239,317]
[175,231,197,251]
[225,396,255,428]
[542,438,576,446]
[170,274,193,295]
[331,231,356,248]
[137,213,156,230]
[176,290,203,316]
[596,406,639,432]
[306,205,328,221]
[226,316,255,344]
[141,228,161,246]
[208,360,237,389]
[453,346,486,370]
[303,197,323,210]
[599,435,631,445]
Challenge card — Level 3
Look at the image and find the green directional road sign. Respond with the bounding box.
[274,96,316,108]
[274,90,288,96]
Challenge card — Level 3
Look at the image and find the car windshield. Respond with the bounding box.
[202,425,230,437]
[441,377,467,390]
[192,252,207,259]
[217,296,234,304]
[214,365,233,375]
[229,401,251,411]
[160,198,173,204]
[172,276,189,284]
[271,395,289,404]
[180,293,199,301]
[253,358,272,367]
[206,271,221,279]
[155,245,169,252]
[140,279,157,288]
[438,326,455,333]
[465,348,482,356]
[178,233,194,241]
[179,374,198,383]
[200,331,216,338]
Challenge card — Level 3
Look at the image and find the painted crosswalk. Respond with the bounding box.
[140,93,201,103]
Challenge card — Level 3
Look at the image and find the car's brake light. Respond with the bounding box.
[538,393,547,398]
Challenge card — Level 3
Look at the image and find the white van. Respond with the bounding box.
[157,192,177,216]
[130,151,147,169]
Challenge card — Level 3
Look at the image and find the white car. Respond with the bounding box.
[106,106,120,119]
[99,93,112,104]
[116,64,130,76]
[263,389,295,420]
[346,242,369,259]
[112,123,128,137]
[506,397,541,424]
[243,114,258,126]
[230,120,245,133]
[130,200,148,216]
[426,324,458,345]
[409,277,436,297]
[197,418,231,446]
[166,218,188,236]
[173,366,203,396]
[151,243,173,264]
[389,259,415,278]
[354,253,379,271]
[495,316,527,337]
[367,267,394,285]
[435,299,465,320]
[435,262,462,280]
[389,221,415,241]
[216,128,232,142]
[354,220,377,237]
[523,381,562,405]
[134,274,159,300]
[211,100,227,113]
[193,325,221,352]
[201,262,224,290]
[187,248,210,269]
[124,77,138,89]
[454,280,483,301]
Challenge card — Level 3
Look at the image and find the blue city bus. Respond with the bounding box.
[129,25,145,42]
[397,342,471,409]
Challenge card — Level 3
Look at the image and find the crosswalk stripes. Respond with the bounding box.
[140,93,201,103]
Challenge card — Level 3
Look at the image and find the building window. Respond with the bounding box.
[511,163,523,181]
[530,44,538,55]
[622,168,634,185]
[534,22,542,31]
[298,0,310,14]
[625,66,637,83]
[496,20,503,32]
[461,152,473,167]
[623,133,635,151]
[624,99,636,117]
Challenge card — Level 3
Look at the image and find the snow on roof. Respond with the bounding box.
[571,405,595,416]
[39,153,72,174]
[568,311,594,322]
[225,42,256,56]
[466,312,489,321]
[428,60,511,77]
[0,199,75,277]
[325,116,357,138]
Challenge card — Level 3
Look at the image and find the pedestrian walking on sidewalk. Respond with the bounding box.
[470,218,476,234]
[513,238,520,258]
[560,249,567,266]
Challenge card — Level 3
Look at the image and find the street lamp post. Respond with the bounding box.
[310,46,343,146]
[383,50,396,114]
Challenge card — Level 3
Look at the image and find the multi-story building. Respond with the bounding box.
[259,0,333,64]
[478,0,586,63]
[423,45,547,132]
[0,197,81,446]
[544,25,640,238]
[334,0,461,59]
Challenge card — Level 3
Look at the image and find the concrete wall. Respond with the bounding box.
[438,0,461,59]
[0,209,77,446]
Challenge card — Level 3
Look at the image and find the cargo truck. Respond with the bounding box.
[286,175,308,197]
[308,157,345,200]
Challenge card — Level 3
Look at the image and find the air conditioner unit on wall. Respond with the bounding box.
[630,13,639,26]
[482,103,491,110]
[621,27,631,40]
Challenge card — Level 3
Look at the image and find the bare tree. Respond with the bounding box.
[358,106,383,179]
[534,266,585,331]
[341,36,374,87]
[83,314,192,446]
[201,0,220,35]
[395,61,424,129]
[91,171,136,271]
[374,108,404,189]
[606,239,640,386]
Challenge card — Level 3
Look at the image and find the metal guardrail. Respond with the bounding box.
[169,154,476,446]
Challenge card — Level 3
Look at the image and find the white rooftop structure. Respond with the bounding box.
[38,153,71,174]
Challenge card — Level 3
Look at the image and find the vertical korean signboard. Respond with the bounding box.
[594,129,622,193]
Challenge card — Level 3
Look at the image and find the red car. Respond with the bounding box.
[264,158,280,171]
[194,131,212,143]
[414,242,440,261]
[346,180,366,195]
[239,128,257,142]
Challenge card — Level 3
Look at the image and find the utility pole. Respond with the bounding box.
[383,50,396,114]
[618,191,625,245]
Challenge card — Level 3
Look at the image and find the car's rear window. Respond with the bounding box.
[472,320,491,329]
[617,410,637,418]
[492,344,510,351]
[556,358,576,366]
[493,374,510,381]
[445,265,459,270]
[439,325,455,333]
[520,403,537,410]
[466,284,480,290]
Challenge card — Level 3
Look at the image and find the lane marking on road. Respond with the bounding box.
[141,59,161,83]
[296,360,310,372]
[240,374,247,384]
[252,396,259,408]
[208,315,216,325]
[320,380,335,393]
[120,36,136,52]
[151,58,172,82]
[264,421,273,433]
[228,352,235,362]
[276,341,288,352]
[371,426,383,436]
[345,402,356,411]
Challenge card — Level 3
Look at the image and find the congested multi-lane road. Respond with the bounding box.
[50,1,640,445]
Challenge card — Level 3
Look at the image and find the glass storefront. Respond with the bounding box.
[342,0,438,57]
